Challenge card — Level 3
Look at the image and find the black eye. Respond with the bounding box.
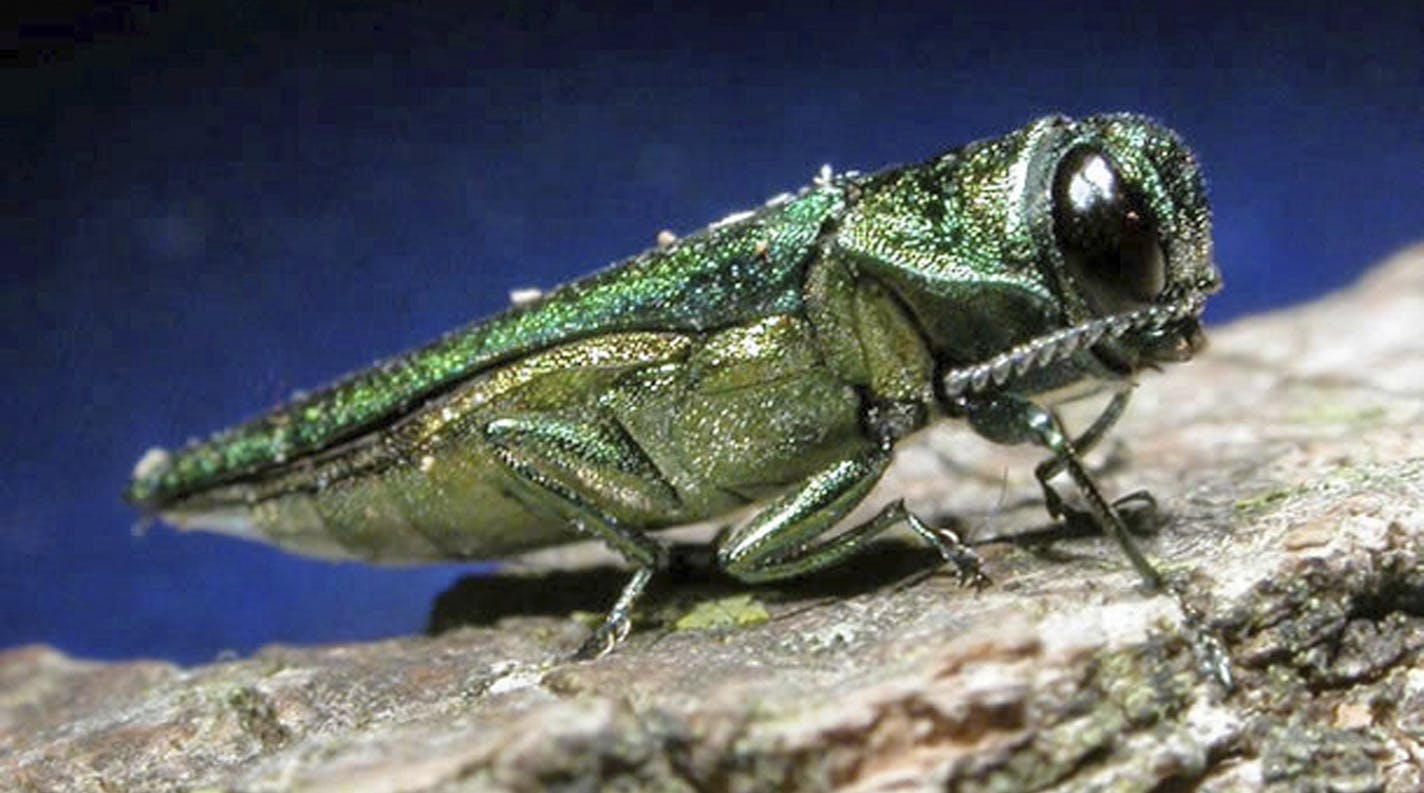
[1052,145,1166,309]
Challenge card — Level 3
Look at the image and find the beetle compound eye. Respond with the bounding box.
[1052,145,1167,308]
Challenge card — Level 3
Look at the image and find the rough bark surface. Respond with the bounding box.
[4,246,1423,792]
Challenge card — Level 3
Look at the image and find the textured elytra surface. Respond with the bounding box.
[4,245,1423,792]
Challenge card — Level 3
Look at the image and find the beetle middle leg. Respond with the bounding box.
[483,415,681,659]
[717,444,989,589]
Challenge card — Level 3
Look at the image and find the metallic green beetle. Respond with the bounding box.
[127,114,1220,658]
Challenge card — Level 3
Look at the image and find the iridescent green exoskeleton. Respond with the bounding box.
[127,114,1221,660]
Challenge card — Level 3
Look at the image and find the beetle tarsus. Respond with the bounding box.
[1056,489,1161,538]
[898,504,991,591]
[574,566,653,660]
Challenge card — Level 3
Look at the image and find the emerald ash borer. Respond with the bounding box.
[128,114,1220,659]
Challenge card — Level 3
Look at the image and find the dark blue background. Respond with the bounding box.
[5,2,1421,664]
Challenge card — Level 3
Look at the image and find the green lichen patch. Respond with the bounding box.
[1234,486,1298,521]
[673,594,771,632]
[1285,402,1387,428]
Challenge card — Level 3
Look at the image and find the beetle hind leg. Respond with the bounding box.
[483,415,679,659]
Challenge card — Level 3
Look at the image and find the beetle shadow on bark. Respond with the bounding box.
[426,539,956,636]
[424,503,1168,636]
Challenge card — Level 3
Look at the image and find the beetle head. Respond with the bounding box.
[1035,114,1221,373]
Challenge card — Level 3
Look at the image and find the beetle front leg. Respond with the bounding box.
[962,393,1235,689]
[484,416,677,659]
[718,446,989,588]
[962,393,1162,591]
